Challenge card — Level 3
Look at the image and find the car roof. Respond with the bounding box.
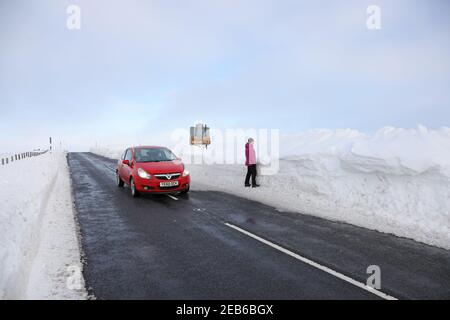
[131,146,167,149]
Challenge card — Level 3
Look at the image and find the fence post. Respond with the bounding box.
[1,158,4,165]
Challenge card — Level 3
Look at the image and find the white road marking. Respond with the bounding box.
[225,223,398,301]
[167,194,178,201]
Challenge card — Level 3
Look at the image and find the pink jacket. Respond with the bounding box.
[245,143,256,166]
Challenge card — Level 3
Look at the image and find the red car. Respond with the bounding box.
[116,146,190,197]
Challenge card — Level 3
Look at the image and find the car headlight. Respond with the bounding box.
[182,169,190,177]
[137,168,152,179]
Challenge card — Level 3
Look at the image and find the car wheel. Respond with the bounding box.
[116,172,124,187]
[180,187,190,194]
[130,177,139,198]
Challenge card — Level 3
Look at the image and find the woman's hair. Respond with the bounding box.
[248,138,254,143]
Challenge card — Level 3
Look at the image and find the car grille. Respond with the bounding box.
[154,173,181,180]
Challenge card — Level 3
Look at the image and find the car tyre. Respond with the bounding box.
[116,172,124,187]
[130,177,139,198]
[180,187,190,194]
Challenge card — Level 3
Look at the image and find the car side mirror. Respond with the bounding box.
[122,159,130,166]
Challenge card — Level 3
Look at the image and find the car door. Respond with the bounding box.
[120,148,132,182]
[118,149,127,180]
[125,148,134,181]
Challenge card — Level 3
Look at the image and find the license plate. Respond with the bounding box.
[160,181,179,187]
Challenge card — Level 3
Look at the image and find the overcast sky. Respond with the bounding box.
[1,0,449,151]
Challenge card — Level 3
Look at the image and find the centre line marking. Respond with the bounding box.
[167,195,178,201]
[225,222,397,301]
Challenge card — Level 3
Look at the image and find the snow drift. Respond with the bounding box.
[91,126,450,249]
[0,152,86,299]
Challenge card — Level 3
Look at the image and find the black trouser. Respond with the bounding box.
[245,164,257,186]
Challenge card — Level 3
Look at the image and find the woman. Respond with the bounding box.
[245,138,260,188]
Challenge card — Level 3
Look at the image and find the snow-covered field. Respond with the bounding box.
[0,152,86,299]
[91,126,450,250]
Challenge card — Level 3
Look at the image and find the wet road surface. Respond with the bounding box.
[68,152,450,300]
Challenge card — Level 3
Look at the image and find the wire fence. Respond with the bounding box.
[1,150,49,166]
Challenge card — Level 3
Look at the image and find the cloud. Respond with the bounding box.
[1,0,449,150]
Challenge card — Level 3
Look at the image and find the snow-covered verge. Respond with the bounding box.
[0,152,87,299]
[90,126,450,250]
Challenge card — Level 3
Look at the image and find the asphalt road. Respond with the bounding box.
[68,152,450,300]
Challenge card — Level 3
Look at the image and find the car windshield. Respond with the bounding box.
[134,148,178,163]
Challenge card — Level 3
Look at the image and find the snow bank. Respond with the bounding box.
[90,126,450,249]
[90,146,124,160]
[281,126,450,173]
[0,152,86,299]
